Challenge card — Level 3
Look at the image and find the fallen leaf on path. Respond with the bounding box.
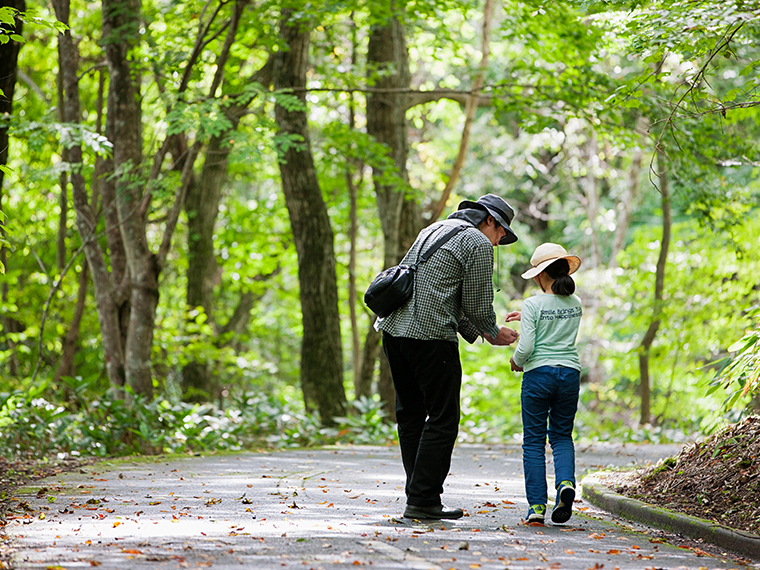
[563,549,574,554]
[560,527,586,532]
[607,549,621,554]
[587,533,605,539]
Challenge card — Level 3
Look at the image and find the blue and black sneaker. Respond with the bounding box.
[526,504,546,523]
[551,480,575,524]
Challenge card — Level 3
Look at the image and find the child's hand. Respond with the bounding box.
[510,357,523,372]
[505,311,521,322]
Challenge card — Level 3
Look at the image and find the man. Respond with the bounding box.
[377,194,520,520]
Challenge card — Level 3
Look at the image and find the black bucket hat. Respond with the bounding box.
[457,194,518,245]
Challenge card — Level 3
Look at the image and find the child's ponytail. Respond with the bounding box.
[545,258,575,296]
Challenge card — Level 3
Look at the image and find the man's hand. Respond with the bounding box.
[505,311,521,322]
[484,326,519,346]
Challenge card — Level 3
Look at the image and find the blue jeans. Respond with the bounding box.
[521,365,580,507]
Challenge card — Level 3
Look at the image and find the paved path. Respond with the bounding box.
[4,443,759,569]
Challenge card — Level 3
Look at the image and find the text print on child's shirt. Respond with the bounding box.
[539,307,582,321]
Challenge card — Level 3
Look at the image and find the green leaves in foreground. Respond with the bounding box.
[708,306,760,411]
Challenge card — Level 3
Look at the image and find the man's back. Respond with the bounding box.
[378,219,498,344]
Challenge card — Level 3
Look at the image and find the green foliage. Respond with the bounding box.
[2,0,760,459]
[0,376,397,459]
[708,306,760,411]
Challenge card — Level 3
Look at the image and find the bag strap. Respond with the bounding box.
[416,224,469,265]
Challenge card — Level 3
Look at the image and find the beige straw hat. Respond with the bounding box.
[521,243,581,279]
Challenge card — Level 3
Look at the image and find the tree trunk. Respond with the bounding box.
[357,324,380,400]
[103,0,159,399]
[0,0,25,377]
[638,149,671,425]
[52,0,129,390]
[346,13,363,401]
[366,3,412,417]
[54,262,89,382]
[367,4,410,273]
[182,48,272,400]
[582,131,601,268]
[609,145,643,268]
[274,9,346,425]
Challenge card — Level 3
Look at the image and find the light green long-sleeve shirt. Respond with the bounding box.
[512,293,582,372]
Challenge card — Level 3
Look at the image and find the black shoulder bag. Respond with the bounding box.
[364,224,468,318]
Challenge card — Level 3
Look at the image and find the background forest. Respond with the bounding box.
[1,0,759,458]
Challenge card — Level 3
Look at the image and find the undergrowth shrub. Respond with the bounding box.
[0,382,398,459]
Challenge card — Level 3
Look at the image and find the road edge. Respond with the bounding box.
[581,471,760,561]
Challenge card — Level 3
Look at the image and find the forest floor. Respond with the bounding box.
[609,414,760,536]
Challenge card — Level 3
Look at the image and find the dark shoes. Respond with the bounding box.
[403,504,464,520]
[551,480,575,524]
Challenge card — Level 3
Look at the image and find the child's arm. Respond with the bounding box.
[511,300,536,369]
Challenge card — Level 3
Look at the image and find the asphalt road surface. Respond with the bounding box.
[4,442,759,569]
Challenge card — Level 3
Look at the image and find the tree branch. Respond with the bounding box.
[156,142,199,269]
[654,21,745,156]
[426,0,494,222]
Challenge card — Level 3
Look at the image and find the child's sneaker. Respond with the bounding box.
[551,480,575,523]
[526,504,546,523]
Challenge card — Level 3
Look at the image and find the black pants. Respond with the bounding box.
[382,333,461,507]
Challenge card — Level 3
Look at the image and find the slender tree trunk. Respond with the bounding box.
[609,145,643,268]
[182,43,271,400]
[582,132,601,268]
[345,13,364,400]
[0,0,25,377]
[347,165,362,397]
[54,262,89,382]
[357,325,380,400]
[274,9,346,425]
[56,36,69,273]
[638,149,671,425]
[427,0,494,222]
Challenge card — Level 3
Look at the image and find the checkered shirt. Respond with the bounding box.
[377,219,500,344]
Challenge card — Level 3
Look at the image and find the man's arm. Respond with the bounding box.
[460,241,500,338]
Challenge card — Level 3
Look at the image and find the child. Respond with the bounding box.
[506,243,582,524]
